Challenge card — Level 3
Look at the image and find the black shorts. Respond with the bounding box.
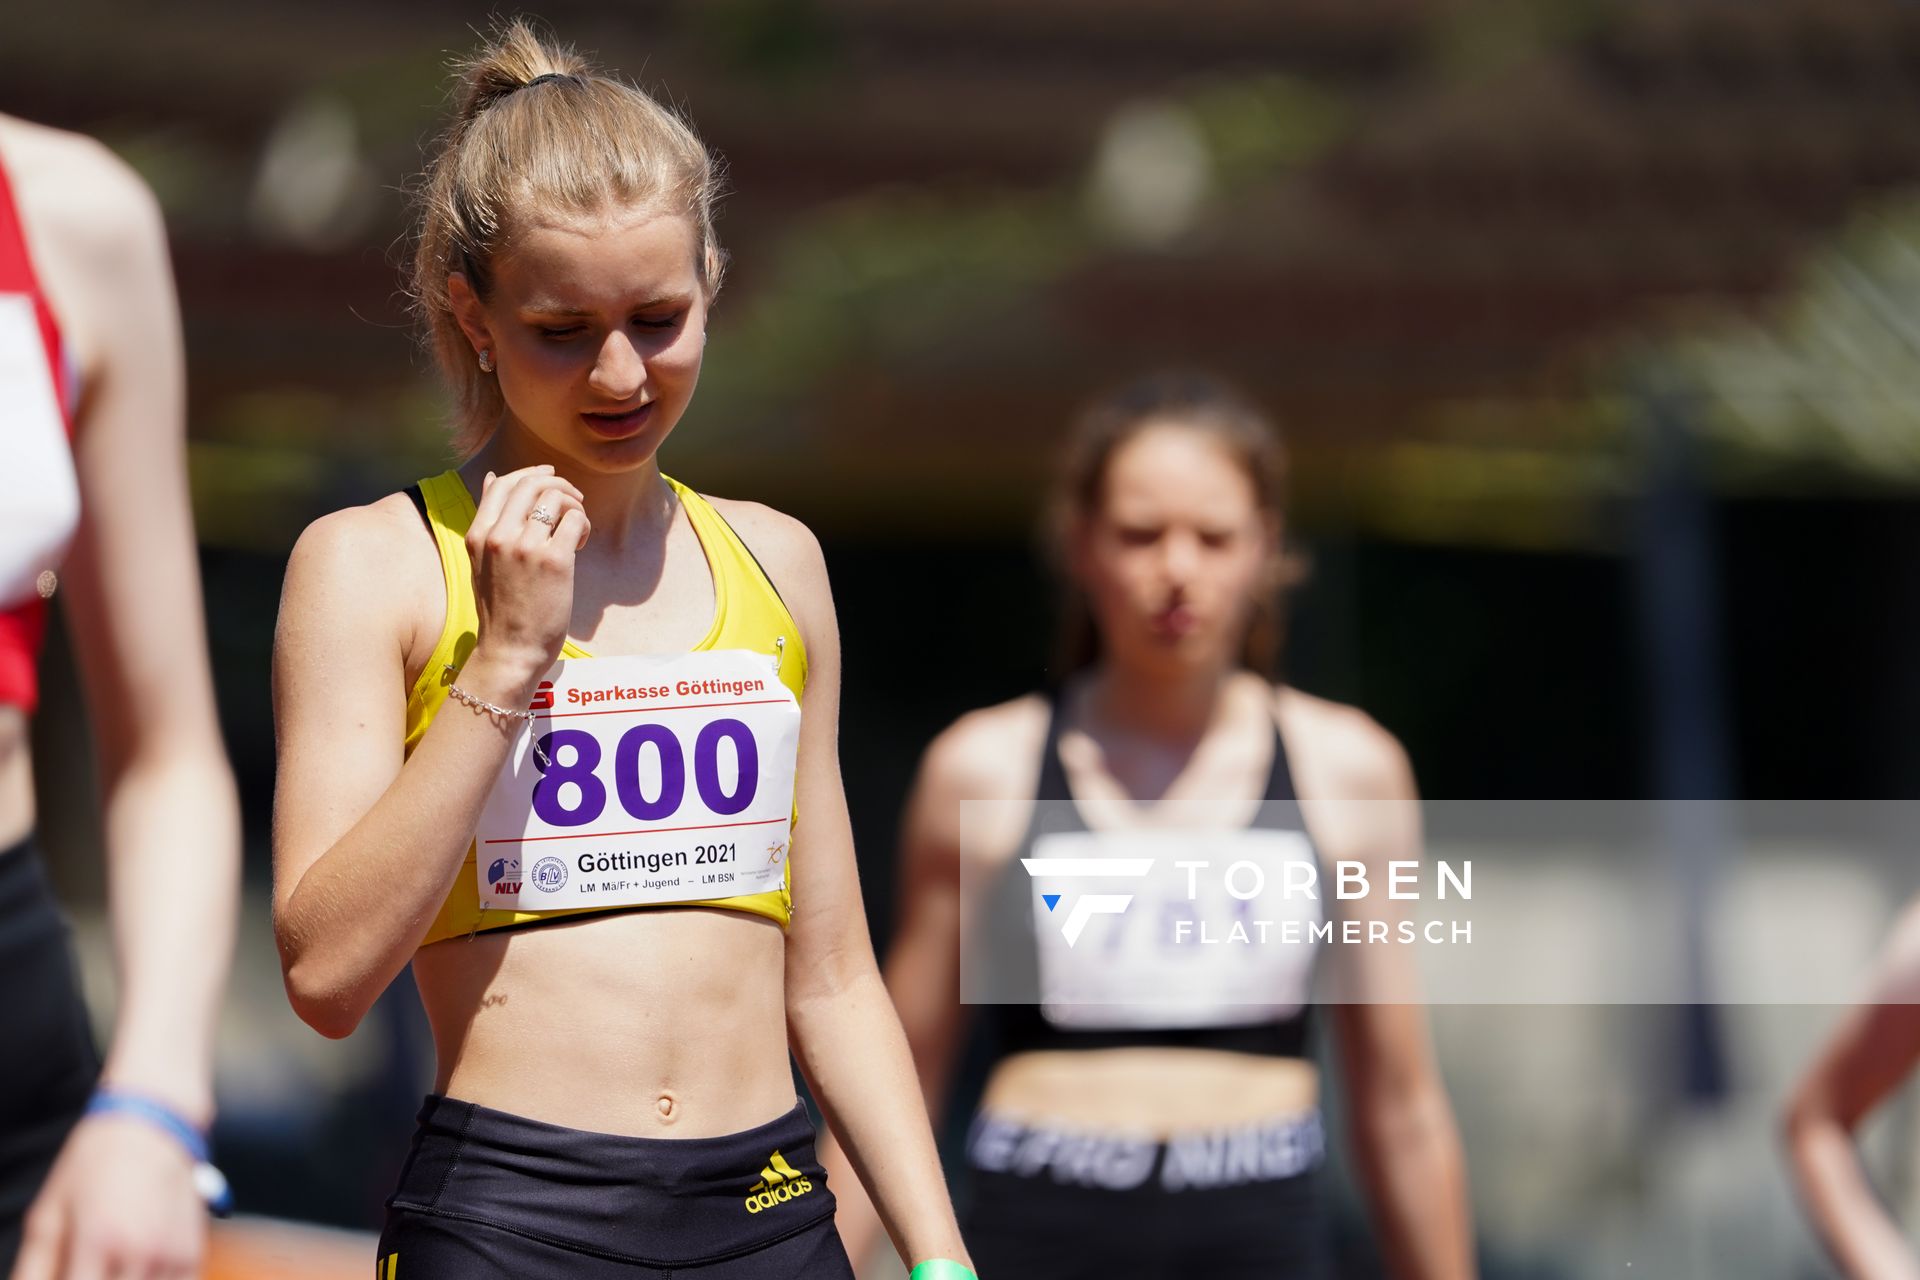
[960,1109,1332,1280]
[377,1096,855,1278]
[0,836,99,1272]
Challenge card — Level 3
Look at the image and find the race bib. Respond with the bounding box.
[474,650,800,911]
[1029,828,1322,1029]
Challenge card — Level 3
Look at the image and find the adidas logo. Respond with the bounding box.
[743,1149,815,1213]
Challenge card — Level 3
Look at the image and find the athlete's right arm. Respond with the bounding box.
[271,466,586,1039]
[1782,901,1920,1280]
[825,701,1040,1273]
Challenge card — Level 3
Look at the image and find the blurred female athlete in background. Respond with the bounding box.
[271,22,971,1280]
[0,116,240,1280]
[1786,898,1920,1279]
[825,373,1476,1279]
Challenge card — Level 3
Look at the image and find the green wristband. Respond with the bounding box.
[909,1262,977,1280]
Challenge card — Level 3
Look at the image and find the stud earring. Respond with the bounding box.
[477,349,494,373]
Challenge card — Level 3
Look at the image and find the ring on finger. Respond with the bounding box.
[528,506,557,529]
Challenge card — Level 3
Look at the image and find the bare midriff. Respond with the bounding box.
[978,1047,1318,1137]
[412,904,795,1138]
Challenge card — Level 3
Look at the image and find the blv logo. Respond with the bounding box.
[1020,856,1154,947]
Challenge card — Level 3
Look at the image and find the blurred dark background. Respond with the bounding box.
[12,2,1920,1275]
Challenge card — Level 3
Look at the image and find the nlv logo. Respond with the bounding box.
[1020,857,1154,947]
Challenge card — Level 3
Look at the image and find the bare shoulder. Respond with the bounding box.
[0,117,164,255]
[280,493,440,650]
[920,693,1052,803]
[1276,685,1416,801]
[0,118,170,384]
[701,494,832,653]
[290,492,434,567]
[703,494,822,586]
[906,694,1050,871]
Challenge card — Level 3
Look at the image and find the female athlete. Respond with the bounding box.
[825,373,1476,1278]
[0,114,240,1280]
[271,22,972,1280]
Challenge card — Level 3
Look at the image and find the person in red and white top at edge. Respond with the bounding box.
[0,115,240,1280]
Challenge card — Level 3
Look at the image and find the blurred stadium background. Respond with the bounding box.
[9,1,1920,1275]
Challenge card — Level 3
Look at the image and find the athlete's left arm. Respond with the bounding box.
[1316,711,1476,1280]
[12,135,239,1280]
[727,505,971,1274]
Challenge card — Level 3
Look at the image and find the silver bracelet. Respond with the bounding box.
[445,678,536,723]
[445,668,549,765]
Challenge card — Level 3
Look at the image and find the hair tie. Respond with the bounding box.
[523,72,576,91]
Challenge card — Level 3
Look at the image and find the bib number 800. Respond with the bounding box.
[532,719,759,828]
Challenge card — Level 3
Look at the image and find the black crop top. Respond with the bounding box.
[979,694,1323,1060]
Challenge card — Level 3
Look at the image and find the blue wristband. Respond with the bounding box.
[909,1262,977,1280]
[86,1088,232,1216]
[87,1089,209,1162]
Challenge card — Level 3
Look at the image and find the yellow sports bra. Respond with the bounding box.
[404,470,807,946]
